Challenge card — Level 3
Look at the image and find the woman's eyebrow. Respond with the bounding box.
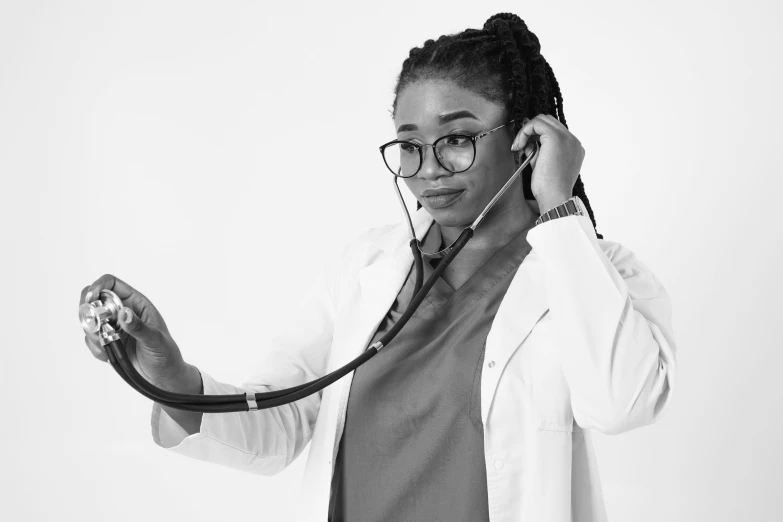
[439,109,480,124]
[396,110,480,133]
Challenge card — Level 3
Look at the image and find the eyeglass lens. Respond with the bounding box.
[383,136,475,177]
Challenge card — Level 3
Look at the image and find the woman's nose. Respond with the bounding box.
[417,145,451,181]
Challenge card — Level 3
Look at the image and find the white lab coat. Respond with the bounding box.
[151,204,677,522]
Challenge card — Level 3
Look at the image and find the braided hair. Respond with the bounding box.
[392,13,603,240]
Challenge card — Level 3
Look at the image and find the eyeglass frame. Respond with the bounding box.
[379,119,516,178]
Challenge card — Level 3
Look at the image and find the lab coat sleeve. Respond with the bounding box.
[149,234,354,475]
[526,212,677,435]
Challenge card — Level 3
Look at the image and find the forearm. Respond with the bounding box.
[527,213,676,433]
[156,363,204,436]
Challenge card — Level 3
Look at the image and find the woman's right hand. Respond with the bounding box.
[81,274,190,388]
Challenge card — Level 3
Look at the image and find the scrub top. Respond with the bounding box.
[328,219,534,522]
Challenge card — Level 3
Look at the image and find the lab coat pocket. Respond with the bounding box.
[529,322,575,522]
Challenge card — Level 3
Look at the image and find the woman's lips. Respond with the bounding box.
[422,190,465,209]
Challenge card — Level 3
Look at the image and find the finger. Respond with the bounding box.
[85,275,169,338]
[86,274,142,306]
[517,117,536,160]
[85,329,102,348]
[511,115,552,152]
[540,113,567,131]
[85,274,151,326]
[523,141,539,169]
[84,335,109,362]
[117,306,164,347]
[80,285,92,305]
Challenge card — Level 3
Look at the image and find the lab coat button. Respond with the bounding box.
[488,361,495,368]
[494,460,503,470]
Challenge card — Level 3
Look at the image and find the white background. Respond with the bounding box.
[2,0,781,520]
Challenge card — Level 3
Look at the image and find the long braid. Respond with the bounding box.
[488,18,529,134]
[544,61,567,126]
[394,13,604,240]
[542,56,601,238]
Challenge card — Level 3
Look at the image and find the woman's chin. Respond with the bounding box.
[425,204,475,229]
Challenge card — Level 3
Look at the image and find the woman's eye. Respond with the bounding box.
[445,135,471,147]
[400,143,419,154]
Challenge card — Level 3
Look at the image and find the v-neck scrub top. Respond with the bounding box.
[328,221,534,522]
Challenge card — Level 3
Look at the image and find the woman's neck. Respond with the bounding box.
[439,184,537,258]
[432,184,537,288]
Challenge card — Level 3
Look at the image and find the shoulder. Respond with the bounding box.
[338,219,409,263]
[315,219,412,286]
[349,220,405,246]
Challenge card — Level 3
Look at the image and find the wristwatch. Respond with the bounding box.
[534,195,587,227]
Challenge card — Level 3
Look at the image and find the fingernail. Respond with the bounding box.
[85,291,93,303]
[124,307,132,323]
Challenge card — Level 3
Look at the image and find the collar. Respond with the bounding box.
[368,206,435,254]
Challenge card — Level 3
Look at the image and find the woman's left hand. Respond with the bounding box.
[511,114,584,209]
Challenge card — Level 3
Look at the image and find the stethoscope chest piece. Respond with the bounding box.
[79,289,124,345]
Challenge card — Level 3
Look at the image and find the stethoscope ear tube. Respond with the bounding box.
[373,228,472,349]
[101,231,471,413]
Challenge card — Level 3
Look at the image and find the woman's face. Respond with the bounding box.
[394,79,518,228]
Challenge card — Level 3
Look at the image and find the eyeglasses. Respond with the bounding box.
[379,120,515,178]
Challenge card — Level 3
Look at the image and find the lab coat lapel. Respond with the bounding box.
[328,210,434,463]
[357,255,407,344]
[355,208,435,351]
[328,237,418,468]
[481,248,549,426]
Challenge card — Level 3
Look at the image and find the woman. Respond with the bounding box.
[81,13,677,522]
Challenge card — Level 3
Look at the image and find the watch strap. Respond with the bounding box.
[535,196,586,227]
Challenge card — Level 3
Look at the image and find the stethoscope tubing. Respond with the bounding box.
[102,143,537,413]
[104,230,469,412]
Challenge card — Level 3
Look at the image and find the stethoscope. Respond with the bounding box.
[78,142,540,413]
